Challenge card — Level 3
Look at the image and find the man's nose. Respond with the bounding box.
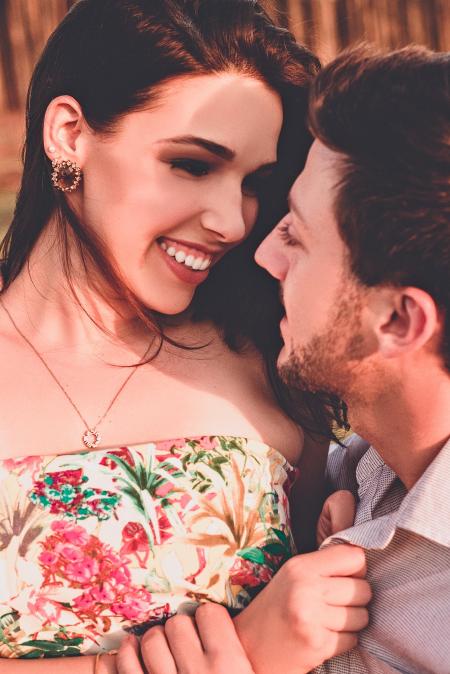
[255,227,287,281]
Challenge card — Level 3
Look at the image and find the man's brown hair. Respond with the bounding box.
[309,44,450,370]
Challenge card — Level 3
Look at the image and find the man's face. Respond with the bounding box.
[255,140,370,398]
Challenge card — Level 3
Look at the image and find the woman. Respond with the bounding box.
[0,1,358,672]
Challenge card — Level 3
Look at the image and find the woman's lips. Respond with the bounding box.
[157,243,211,285]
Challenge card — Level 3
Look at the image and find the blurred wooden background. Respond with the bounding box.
[1,0,449,231]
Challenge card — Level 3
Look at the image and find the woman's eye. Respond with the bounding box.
[169,159,210,177]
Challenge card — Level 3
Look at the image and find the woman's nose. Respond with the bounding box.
[200,184,249,244]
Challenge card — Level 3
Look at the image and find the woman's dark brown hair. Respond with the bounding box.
[1,0,343,435]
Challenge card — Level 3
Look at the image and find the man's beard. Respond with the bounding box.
[279,281,369,400]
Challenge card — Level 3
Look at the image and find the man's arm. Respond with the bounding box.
[117,545,370,674]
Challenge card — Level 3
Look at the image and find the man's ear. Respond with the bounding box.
[43,95,89,164]
[374,287,440,359]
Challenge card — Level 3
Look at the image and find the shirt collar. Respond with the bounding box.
[323,437,450,550]
[355,445,393,499]
[396,437,450,547]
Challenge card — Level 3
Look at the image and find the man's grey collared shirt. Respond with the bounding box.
[314,435,450,674]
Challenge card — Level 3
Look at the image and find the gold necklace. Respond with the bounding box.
[1,299,151,449]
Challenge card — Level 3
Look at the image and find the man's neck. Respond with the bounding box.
[347,365,450,490]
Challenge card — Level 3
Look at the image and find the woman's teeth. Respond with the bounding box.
[159,240,212,271]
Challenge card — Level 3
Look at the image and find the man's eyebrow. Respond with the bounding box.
[157,135,235,161]
[287,193,308,229]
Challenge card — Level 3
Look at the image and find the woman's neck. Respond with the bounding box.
[1,221,150,358]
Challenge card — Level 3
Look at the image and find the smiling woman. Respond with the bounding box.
[0,1,334,671]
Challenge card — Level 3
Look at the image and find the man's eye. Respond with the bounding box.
[170,159,210,177]
[278,221,299,247]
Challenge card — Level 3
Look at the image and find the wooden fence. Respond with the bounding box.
[1,0,449,111]
[264,0,450,62]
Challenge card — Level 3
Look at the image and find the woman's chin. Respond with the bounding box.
[140,292,194,317]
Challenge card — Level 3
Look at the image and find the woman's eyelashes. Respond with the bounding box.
[169,158,211,177]
[167,157,271,199]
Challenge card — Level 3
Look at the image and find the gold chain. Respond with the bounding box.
[0,298,151,448]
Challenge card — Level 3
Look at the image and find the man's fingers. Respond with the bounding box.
[325,630,359,660]
[310,544,367,578]
[322,576,372,607]
[324,606,369,632]
[116,635,145,674]
[141,625,178,674]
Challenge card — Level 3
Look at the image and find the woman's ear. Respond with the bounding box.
[43,95,89,164]
[375,287,440,359]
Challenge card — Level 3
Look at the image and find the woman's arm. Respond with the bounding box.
[290,431,330,553]
[0,654,117,674]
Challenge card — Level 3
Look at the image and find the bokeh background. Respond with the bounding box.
[1,0,449,236]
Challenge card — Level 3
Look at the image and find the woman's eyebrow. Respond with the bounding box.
[157,135,235,161]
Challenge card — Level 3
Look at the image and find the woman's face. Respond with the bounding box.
[78,73,283,314]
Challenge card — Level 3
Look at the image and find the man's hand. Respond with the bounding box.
[234,544,371,674]
[116,604,255,674]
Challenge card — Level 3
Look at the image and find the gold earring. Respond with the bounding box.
[51,158,82,193]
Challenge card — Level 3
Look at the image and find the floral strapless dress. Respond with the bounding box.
[0,436,297,658]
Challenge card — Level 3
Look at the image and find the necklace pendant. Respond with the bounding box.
[82,429,101,449]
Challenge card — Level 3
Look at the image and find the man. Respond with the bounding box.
[118,44,450,673]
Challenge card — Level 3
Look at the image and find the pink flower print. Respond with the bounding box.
[185,548,206,584]
[148,508,173,545]
[51,520,71,533]
[65,557,99,584]
[120,522,150,568]
[100,447,135,470]
[112,587,153,622]
[3,455,42,479]
[229,557,274,589]
[155,481,174,498]
[61,524,89,546]
[60,546,84,563]
[155,439,186,453]
[72,591,95,611]
[27,594,62,626]
[90,582,116,604]
[38,550,59,568]
[197,436,218,451]
[107,565,131,586]
[29,470,121,521]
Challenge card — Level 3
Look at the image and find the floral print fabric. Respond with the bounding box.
[0,436,296,658]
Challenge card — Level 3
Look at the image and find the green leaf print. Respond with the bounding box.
[20,636,84,658]
[108,452,184,548]
[272,528,290,547]
[261,542,287,556]
[237,547,266,565]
